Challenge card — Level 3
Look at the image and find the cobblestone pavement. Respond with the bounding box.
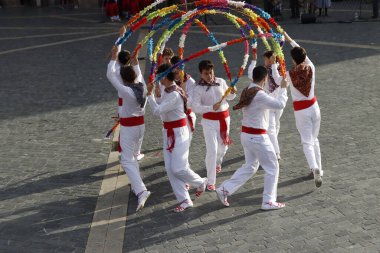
[122,18,380,253]
[1,6,380,253]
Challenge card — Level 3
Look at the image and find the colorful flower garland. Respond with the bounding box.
[114,0,287,90]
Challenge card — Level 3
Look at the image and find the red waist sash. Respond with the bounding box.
[293,96,317,111]
[202,110,231,145]
[163,118,187,152]
[119,116,144,127]
[241,126,267,135]
[186,108,195,132]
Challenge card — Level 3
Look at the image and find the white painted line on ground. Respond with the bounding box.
[0,31,92,41]
[0,32,116,56]
[0,26,114,30]
[47,15,100,23]
[85,28,149,253]
[0,12,101,19]
[184,30,380,50]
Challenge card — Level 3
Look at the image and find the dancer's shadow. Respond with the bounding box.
[124,174,316,251]
[0,162,113,202]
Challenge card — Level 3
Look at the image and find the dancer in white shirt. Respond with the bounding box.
[170,56,197,142]
[115,26,145,161]
[107,46,150,212]
[192,60,236,191]
[216,66,289,210]
[146,64,207,213]
[247,50,284,160]
[154,47,174,101]
[272,32,323,188]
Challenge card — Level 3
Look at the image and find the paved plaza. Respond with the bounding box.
[0,6,380,253]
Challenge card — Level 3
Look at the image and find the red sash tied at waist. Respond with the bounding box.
[186,108,195,132]
[241,126,267,135]
[202,110,231,145]
[119,116,144,127]
[293,96,317,111]
[163,118,187,153]
[118,116,144,153]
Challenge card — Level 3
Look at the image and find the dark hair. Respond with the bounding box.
[120,66,137,83]
[290,47,307,65]
[252,66,268,83]
[198,60,214,73]
[263,50,274,59]
[170,55,181,66]
[118,50,131,65]
[157,63,175,81]
[162,47,174,57]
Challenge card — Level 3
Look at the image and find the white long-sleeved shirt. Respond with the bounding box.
[147,83,186,122]
[248,60,282,98]
[107,60,146,118]
[156,76,196,109]
[184,76,196,108]
[241,83,288,130]
[272,40,316,102]
[115,59,145,114]
[192,77,236,114]
[247,60,256,81]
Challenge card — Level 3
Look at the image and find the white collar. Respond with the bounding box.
[249,83,262,89]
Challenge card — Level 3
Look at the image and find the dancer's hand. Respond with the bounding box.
[213,101,222,111]
[154,84,161,97]
[283,32,292,42]
[130,54,138,66]
[119,25,126,37]
[111,46,118,60]
[281,78,289,88]
[230,86,237,94]
[147,82,154,95]
[253,50,257,61]
[269,55,276,65]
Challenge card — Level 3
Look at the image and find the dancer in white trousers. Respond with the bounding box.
[216,66,289,210]
[170,56,197,142]
[192,60,236,191]
[146,64,207,213]
[107,46,150,212]
[115,26,145,161]
[273,32,323,187]
[248,50,284,160]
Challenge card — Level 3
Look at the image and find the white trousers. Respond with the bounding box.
[268,109,283,155]
[163,126,204,203]
[294,102,322,172]
[119,125,147,195]
[201,117,230,185]
[134,136,143,157]
[220,133,279,204]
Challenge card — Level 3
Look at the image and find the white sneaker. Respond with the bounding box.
[216,187,230,207]
[173,199,193,213]
[313,169,322,188]
[136,153,145,161]
[195,178,207,198]
[261,201,285,210]
[136,191,151,212]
